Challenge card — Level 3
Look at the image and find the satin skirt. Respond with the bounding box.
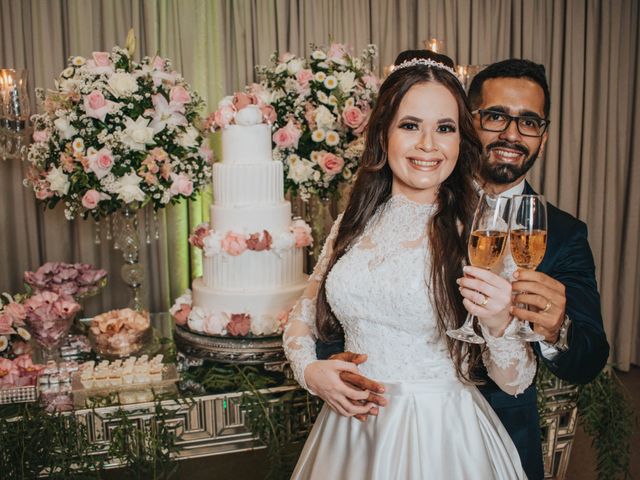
[291,380,527,480]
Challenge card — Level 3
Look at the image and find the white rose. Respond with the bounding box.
[177,126,199,148]
[108,72,139,98]
[46,166,70,195]
[336,71,356,94]
[251,314,279,336]
[187,306,206,332]
[53,117,78,139]
[122,116,154,151]
[111,172,146,203]
[287,58,305,75]
[314,105,336,130]
[235,105,263,126]
[287,156,316,184]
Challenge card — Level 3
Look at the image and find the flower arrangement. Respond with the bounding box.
[26,44,213,220]
[250,43,380,200]
[24,261,107,297]
[188,219,313,257]
[170,290,290,337]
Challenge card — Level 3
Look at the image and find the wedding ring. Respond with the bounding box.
[480,294,488,306]
[542,301,552,313]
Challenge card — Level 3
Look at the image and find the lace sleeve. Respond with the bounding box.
[479,319,537,396]
[283,213,343,394]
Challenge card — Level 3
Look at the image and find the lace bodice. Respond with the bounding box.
[283,195,535,396]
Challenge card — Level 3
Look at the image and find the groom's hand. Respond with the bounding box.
[329,351,387,421]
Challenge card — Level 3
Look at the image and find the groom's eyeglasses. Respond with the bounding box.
[473,109,550,137]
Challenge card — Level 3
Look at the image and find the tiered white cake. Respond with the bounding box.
[171,106,309,337]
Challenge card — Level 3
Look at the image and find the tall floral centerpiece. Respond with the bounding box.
[25,35,213,309]
[253,43,380,259]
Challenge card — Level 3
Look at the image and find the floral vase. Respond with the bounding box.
[114,203,145,311]
[307,196,335,265]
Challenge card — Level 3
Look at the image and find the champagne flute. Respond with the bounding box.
[505,194,547,342]
[447,193,511,344]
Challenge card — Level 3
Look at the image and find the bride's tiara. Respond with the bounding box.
[393,58,458,77]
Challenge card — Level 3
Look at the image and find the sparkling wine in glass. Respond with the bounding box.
[505,194,547,342]
[447,193,511,344]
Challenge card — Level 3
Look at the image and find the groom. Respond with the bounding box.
[317,57,609,480]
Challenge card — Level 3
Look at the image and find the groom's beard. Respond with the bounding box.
[480,140,541,185]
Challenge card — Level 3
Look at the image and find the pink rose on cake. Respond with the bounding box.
[221,232,248,256]
[227,313,251,337]
[272,120,302,149]
[246,230,272,251]
[290,219,313,248]
[188,223,211,249]
[318,152,345,176]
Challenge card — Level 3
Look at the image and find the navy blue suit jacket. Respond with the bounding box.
[315,182,609,480]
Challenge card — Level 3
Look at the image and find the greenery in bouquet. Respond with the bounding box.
[255,43,380,200]
[26,42,213,220]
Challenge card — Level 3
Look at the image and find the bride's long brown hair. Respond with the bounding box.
[316,52,484,382]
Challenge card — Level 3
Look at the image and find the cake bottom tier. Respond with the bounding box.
[189,277,306,336]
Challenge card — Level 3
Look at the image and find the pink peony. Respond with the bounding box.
[296,69,314,88]
[260,105,277,124]
[170,85,191,104]
[173,304,191,326]
[232,92,258,110]
[82,189,101,209]
[227,313,251,336]
[32,129,50,143]
[246,231,273,251]
[221,232,248,256]
[290,219,313,248]
[342,106,366,129]
[83,90,111,122]
[272,120,302,149]
[169,173,194,197]
[213,105,236,129]
[318,152,345,175]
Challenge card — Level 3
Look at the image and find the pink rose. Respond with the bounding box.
[188,223,211,249]
[318,152,345,175]
[213,105,236,129]
[296,69,314,88]
[232,92,257,111]
[272,120,302,149]
[290,219,313,248]
[342,106,366,129]
[227,313,251,336]
[173,304,191,326]
[82,189,101,209]
[260,105,277,124]
[170,85,191,104]
[221,232,248,256]
[83,90,111,122]
[32,129,50,143]
[246,231,273,251]
[169,173,194,197]
[88,147,114,179]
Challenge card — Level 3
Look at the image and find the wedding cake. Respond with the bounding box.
[171,99,310,340]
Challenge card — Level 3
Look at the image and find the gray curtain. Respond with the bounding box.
[0,0,638,369]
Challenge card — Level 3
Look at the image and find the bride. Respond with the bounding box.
[283,52,534,479]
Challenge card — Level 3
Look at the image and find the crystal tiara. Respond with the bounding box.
[393,58,458,77]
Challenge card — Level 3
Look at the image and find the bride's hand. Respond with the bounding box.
[304,360,376,418]
[457,266,512,337]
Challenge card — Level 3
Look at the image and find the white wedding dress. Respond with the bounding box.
[283,194,535,480]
